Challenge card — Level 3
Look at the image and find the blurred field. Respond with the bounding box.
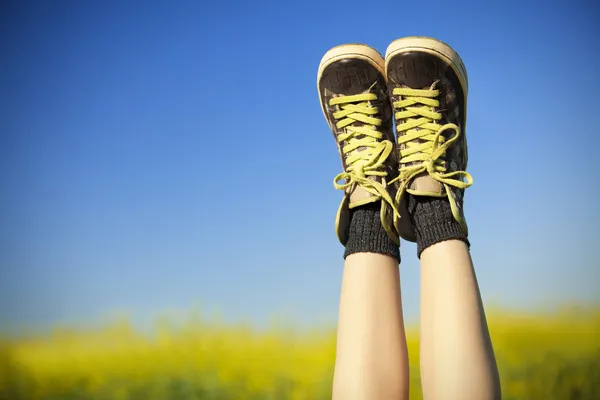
[1,306,599,400]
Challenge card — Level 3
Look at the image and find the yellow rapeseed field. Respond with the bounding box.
[1,306,599,399]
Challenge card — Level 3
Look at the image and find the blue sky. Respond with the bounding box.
[1,0,598,332]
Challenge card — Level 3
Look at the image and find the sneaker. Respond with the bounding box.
[317,44,400,246]
[385,36,473,242]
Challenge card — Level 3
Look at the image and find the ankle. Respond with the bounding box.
[344,202,400,263]
[408,195,469,258]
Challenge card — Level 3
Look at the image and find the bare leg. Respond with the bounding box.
[333,252,409,400]
[383,36,502,399]
[420,240,501,400]
[317,43,410,399]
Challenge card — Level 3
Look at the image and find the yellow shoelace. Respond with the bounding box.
[329,92,399,214]
[390,87,473,205]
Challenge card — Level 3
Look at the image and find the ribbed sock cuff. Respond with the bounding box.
[409,196,469,258]
[343,202,400,262]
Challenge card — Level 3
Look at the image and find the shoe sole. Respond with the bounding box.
[317,44,386,129]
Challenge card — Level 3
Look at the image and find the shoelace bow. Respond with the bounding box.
[329,92,399,215]
[389,87,473,205]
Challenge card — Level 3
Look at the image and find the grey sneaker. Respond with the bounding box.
[385,37,473,242]
[317,44,400,246]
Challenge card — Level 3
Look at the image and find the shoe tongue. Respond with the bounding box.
[407,79,446,195]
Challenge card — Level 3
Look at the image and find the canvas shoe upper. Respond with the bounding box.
[317,44,400,246]
[385,37,473,242]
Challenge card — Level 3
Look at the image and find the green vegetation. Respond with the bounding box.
[1,307,598,399]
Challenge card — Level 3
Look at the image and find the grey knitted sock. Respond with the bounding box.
[343,202,400,262]
[408,195,469,258]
